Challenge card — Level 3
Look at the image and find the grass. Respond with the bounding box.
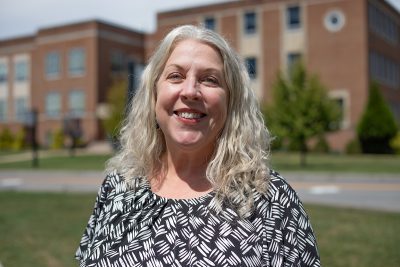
[270,151,400,173]
[0,153,110,170]
[0,191,399,267]
[307,205,400,267]
[0,191,95,267]
[2,151,400,174]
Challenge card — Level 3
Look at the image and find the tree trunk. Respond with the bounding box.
[299,141,307,167]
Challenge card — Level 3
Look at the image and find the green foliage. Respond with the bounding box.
[51,128,64,149]
[312,135,330,153]
[390,132,400,154]
[265,62,340,164]
[357,82,398,154]
[0,128,15,150]
[12,128,27,151]
[102,80,127,139]
[269,136,283,151]
[345,138,362,155]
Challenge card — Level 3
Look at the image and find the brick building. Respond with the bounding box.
[0,20,145,146]
[0,0,399,151]
[148,0,400,151]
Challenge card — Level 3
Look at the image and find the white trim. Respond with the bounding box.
[324,9,346,32]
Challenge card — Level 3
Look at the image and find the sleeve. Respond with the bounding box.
[266,172,321,267]
[75,173,114,261]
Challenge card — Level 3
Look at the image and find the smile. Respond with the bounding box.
[174,111,206,119]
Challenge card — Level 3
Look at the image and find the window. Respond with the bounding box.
[244,12,257,34]
[334,98,345,124]
[45,52,61,78]
[331,95,350,129]
[46,92,61,118]
[287,6,301,29]
[111,51,125,74]
[15,97,28,122]
[245,57,257,79]
[69,90,85,117]
[369,51,400,88]
[69,48,85,76]
[204,17,216,31]
[368,3,398,44]
[15,60,29,81]
[0,99,7,122]
[0,63,7,83]
[287,52,302,71]
[329,90,350,129]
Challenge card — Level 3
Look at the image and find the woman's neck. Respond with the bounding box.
[150,151,213,199]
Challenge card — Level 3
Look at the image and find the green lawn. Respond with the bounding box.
[0,191,399,267]
[1,151,399,173]
[270,151,400,173]
[0,154,110,170]
[0,192,95,267]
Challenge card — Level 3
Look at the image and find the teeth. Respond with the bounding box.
[178,112,202,119]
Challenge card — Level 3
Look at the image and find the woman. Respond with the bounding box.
[76,25,321,266]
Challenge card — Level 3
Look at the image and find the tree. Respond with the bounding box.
[357,82,398,154]
[265,62,340,166]
[101,80,128,150]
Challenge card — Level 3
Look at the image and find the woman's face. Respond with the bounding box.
[155,39,228,156]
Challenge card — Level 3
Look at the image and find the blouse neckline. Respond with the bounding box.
[141,177,215,204]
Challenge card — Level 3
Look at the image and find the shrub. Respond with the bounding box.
[345,138,361,154]
[51,129,65,150]
[390,132,400,154]
[0,128,14,150]
[357,82,398,154]
[12,128,27,151]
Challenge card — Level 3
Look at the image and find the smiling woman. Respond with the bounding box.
[155,39,228,182]
[75,25,321,266]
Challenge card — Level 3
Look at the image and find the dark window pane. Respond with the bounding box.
[244,12,257,34]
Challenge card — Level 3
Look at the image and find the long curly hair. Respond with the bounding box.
[107,25,271,217]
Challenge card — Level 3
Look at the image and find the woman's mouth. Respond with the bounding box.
[174,110,207,122]
[176,111,205,119]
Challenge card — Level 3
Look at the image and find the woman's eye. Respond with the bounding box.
[167,73,183,82]
[202,76,219,86]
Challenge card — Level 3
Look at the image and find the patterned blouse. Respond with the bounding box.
[76,170,321,267]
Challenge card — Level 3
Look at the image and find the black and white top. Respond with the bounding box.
[76,170,321,267]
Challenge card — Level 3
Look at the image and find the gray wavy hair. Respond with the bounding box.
[107,25,270,217]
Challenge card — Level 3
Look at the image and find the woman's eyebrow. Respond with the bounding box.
[164,64,185,71]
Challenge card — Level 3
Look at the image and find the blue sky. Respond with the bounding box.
[0,0,399,40]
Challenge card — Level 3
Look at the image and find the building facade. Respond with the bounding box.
[0,20,145,146]
[148,0,400,151]
[0,0,399,151]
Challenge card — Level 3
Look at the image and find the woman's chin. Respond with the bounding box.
[167,135,213,152]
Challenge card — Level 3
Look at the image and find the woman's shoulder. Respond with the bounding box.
[100,170,124,191]
[99,170,142,195]
[263,169,302,207]
[267,169,294,189]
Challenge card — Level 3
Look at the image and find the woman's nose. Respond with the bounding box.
[180,77,200,100]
